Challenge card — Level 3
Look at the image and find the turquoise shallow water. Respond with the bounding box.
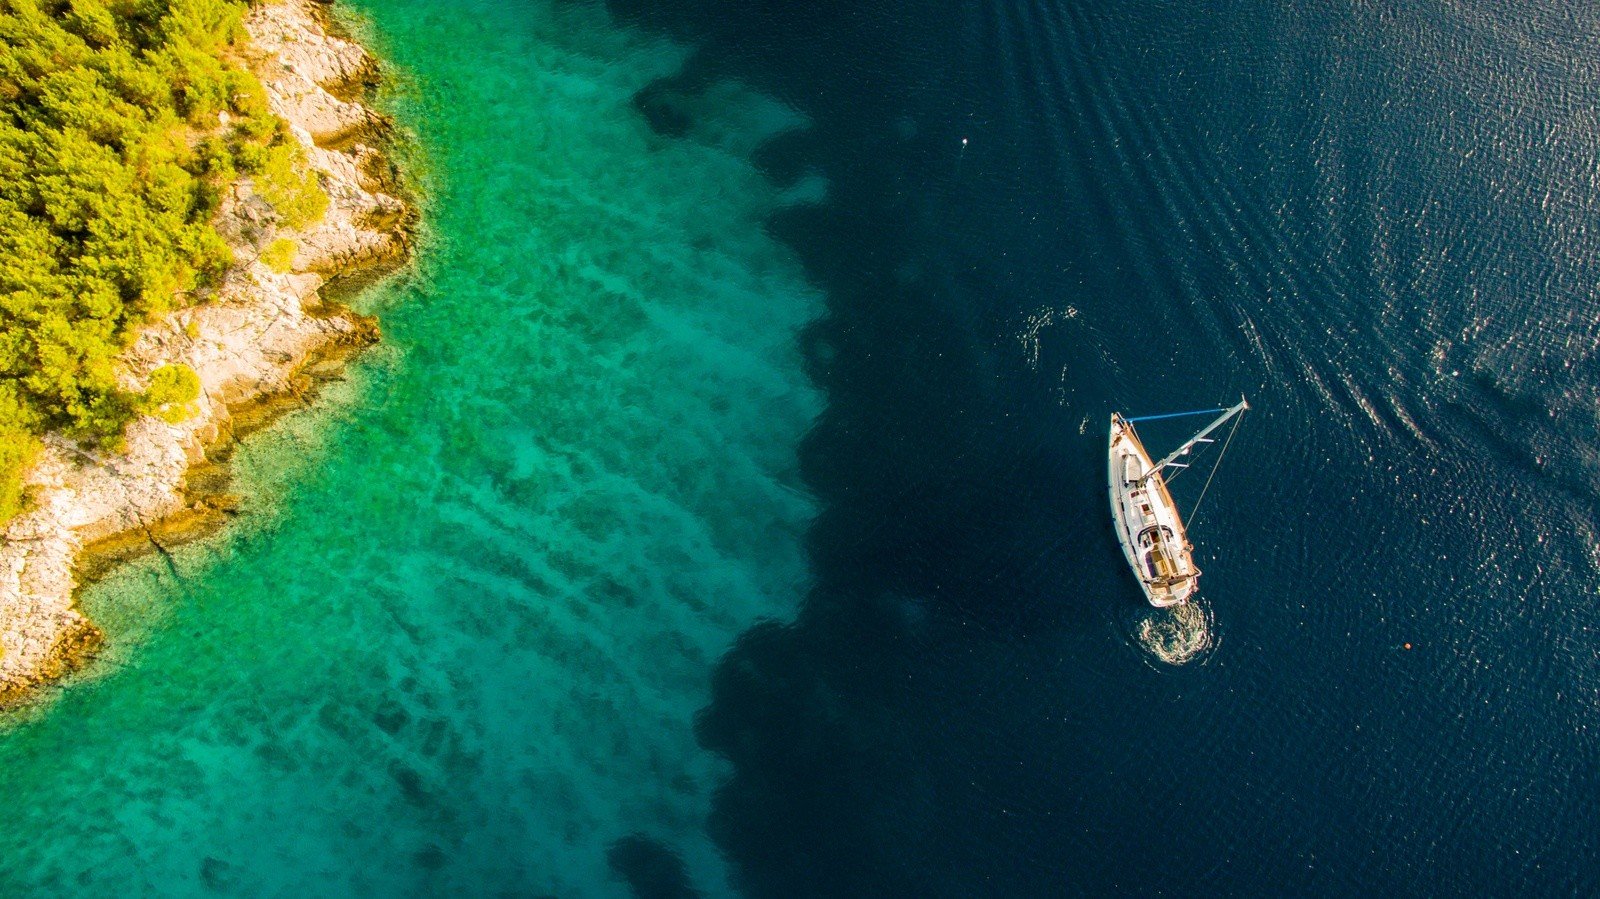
[0,1,819,894]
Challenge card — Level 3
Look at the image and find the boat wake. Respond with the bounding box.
[1131,599,1213,666]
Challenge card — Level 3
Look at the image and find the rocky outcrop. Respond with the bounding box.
[0,0,410,706]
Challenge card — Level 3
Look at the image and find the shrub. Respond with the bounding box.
[254,140,329,229]
[139,363,202,424]
[260,237,297,273]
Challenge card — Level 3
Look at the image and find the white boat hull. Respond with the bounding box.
[1108,414,1200,607]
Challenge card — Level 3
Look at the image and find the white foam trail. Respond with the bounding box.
[1133,599,1213,666]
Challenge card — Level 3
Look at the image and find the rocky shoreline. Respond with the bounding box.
[0,0,411,707]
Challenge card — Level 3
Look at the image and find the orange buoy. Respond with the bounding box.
[1403,643,1412,650]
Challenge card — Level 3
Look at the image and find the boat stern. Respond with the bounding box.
[1145,576,1198,608]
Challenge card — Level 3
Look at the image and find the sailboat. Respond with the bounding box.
[1108,399,1248,607]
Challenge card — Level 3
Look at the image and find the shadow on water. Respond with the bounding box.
[608,834,703,899]
[595,2,1153,895]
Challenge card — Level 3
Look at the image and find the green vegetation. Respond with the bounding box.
[0,0,322,524]
[254,141,328,228]
[0,389,37,524]
[260,236,296,272]
[139,362,201,423]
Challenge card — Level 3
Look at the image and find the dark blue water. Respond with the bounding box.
[610,0,1600,894]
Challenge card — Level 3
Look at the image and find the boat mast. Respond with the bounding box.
[1138,397,1249,485]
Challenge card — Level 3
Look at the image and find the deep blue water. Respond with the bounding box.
[612,0,1600,894]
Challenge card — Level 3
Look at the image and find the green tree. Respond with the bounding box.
[0,385,39,524]
[0,0,297,523]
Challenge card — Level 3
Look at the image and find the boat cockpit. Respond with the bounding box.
[1137,525,1181,582]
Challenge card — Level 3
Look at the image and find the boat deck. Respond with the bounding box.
[1108,414,1199,607]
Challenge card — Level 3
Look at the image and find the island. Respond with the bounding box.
[0,0,411,706]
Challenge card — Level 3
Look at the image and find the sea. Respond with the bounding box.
[2,0,1598,895]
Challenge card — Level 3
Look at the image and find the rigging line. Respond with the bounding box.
[1127,407,1228,423]
[1187,407,1245,525]
[1165,440,1213,484]
[1164,437,1217,483]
